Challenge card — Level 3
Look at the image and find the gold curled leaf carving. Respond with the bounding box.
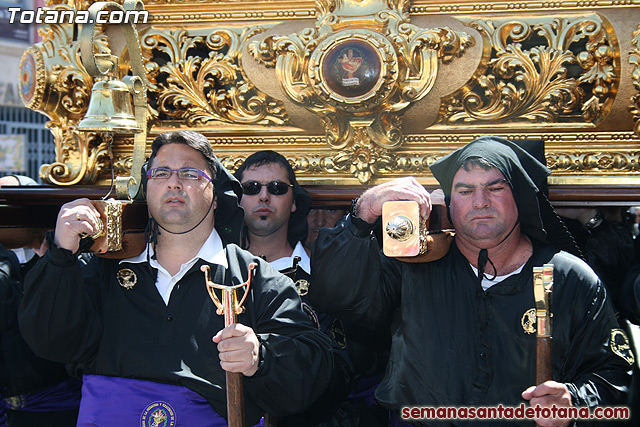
[249,0,473,158]
[46,0,92,8]
[211,131,639,184]
[329,127,397,183]
[40,118,110,185]
[630,23,640,137]
[438,14,618,127]
[24,6,113,185]
[140,28,288,126]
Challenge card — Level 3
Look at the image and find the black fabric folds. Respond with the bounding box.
[429,135,550,244]
[429,135,580,256]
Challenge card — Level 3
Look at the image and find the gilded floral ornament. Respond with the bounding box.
[329,127,397,183]
[18,5,112,185]
[439,15,618,127]
[547,150,640,173]
[630,24,640,137]
[40,118,111,185]
[248,0,473,176]
[141,28,288,126]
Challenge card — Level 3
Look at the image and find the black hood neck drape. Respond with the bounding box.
[429,135,580,281]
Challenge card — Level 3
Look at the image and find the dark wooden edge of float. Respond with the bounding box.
[1,184,639,229]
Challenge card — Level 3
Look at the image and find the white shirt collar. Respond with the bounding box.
[121,228,228,305]
[11,247,35,264]
[120,227,228,269]
[469,262,525,291]
[269,241,310,274]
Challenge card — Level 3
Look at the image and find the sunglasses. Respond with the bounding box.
[241,181,293,196]
[147,167,213,182]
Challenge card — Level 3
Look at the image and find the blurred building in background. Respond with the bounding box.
[0,0,54,181]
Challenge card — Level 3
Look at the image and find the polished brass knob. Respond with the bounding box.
[385,215,415,241]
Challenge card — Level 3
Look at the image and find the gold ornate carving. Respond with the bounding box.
[18,5,116,185]
[630,23,640,137]
[546,150,640,173]
[19,0,640,187]
[104,200,124,252]
[214,131,639,185]
[19,48,46,110]
[437,14,618,127]
[249,0,473,178]
[140,28,288,126]
[330,128,398,183]
[40,118,111,185]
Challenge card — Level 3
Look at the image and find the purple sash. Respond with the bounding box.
[78,375,227,427]
[0,377,81,412]
[347,374,381,406]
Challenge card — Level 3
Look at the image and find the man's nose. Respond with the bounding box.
[258,185,270,201]
[166,171,183,189]
[314,211,330,227]
[473,189,490,209]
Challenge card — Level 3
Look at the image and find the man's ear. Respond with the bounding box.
[213,196,218,211]
[291,199,297,213]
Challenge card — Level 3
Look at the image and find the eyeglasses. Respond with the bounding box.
[241,181,293,196]
[146,167,213,182]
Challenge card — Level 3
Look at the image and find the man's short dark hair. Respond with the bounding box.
[461,157,496,173]
[147,131,218,179]
[234,150,297,185]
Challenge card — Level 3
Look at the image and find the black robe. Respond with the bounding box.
[18,240,333,426]
[0,245,79,399]
[309,216,632,426]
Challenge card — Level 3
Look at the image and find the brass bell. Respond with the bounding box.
[78,55,141,134]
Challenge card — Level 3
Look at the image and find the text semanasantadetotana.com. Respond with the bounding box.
[6,7,149,25]
[401,404,630,420]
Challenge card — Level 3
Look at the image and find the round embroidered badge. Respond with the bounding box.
[140,401,177,427]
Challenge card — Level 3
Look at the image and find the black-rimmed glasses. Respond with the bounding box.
[241,181,293,196]
[146,167,213,182]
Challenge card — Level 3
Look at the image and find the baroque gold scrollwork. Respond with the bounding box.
[40,118,110,185]
[20,5,112,185]
[140,28,288,126]
[546,150,640,173]
[439,14,618,127]
[328,127,397,183]
[248,0,472,181]
[630,24,640,137]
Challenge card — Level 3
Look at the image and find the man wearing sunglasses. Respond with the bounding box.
[234,151,390,427]
[234,150,310,268]
[235,151,357,426]
[18,132,334,426]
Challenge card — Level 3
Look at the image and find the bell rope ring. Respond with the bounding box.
[382,200,455,263]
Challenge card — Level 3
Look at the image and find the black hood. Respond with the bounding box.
[429,136,551,245]
[288,183,311,248]
[213,156,244,246]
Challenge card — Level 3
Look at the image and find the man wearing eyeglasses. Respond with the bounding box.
[18,131,334,426]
